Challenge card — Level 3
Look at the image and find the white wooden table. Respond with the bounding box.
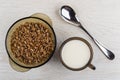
[0,0,120,80]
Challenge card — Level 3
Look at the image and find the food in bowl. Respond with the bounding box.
[6,17,56,68]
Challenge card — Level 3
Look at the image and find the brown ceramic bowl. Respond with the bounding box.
[5,17,56,68]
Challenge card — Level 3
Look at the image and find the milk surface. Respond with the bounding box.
[61,40,91,69]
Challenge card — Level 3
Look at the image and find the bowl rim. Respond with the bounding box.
[5,17,57,68]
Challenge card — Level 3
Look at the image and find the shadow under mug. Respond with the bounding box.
[59,37,96,71]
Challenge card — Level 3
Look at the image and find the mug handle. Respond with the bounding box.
[88,64,96,70]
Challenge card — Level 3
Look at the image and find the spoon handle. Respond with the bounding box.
[79,25,115,60]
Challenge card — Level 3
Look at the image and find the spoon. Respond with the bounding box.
[60,5,115,60]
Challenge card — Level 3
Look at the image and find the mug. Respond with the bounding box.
[59,37,96,71]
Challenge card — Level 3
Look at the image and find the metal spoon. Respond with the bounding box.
[60,5,115,60]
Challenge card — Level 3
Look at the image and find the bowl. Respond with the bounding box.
[5,16,56,68]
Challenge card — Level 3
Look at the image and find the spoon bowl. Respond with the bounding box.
[60,6,80,26]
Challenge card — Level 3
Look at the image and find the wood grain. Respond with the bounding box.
[0,0,120,80]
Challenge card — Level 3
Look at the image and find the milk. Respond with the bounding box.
[61,40,91,69]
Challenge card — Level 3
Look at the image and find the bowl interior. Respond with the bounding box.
[6,17,56,68]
